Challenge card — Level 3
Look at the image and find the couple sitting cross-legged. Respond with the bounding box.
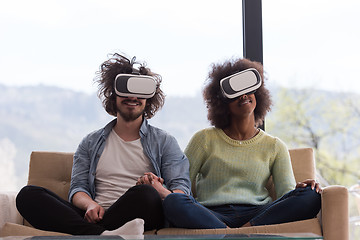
[16,53,321,235]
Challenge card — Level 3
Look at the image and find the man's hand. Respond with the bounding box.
[136,172,164,185]
[72,192,105,223]
[84,201,105,223]
[296,179,322,193]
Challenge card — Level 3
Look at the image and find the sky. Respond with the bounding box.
[0,0,360,96]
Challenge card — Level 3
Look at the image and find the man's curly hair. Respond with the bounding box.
[94,53,165,119]
[203,58,272,129]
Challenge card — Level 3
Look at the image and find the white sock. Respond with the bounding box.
[101,218,144,238]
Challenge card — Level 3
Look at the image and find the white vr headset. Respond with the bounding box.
[114,74,157,99]
[220,68,262,99]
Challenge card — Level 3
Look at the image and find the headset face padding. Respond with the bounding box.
[114,74,157,99]
[220,68,262,99]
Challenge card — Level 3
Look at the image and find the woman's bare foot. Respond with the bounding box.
[242,222,251,227]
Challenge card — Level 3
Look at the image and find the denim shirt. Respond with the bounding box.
[68,118,191,202]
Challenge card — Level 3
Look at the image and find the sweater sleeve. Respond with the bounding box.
[271,138,296,199]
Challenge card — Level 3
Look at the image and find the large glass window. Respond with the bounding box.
[0,1,243,191]
[263,1,360,237]
[263,0,360,186]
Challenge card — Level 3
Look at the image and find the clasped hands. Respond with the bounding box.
[136,172,172,199]
[136,172,164,186]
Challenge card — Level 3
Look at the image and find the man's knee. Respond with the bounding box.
[127,185,162,207]
[133,184,159,197]
[16,185,46,216]
[17,185,42,205]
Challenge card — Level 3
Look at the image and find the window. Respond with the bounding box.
[0,1,243,190]
[263,2,360,237]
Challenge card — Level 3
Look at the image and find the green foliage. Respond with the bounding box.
[267,87,360,187]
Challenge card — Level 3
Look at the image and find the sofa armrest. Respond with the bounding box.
[0,191,23,230]
[321,185,349,240]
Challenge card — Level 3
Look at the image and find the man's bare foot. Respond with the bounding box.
[101,218,144,238]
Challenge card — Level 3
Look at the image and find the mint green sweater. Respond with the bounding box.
[185,127,296,206]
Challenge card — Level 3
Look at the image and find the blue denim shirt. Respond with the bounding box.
[68,118,191,202]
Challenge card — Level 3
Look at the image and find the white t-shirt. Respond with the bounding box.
[94,129,154,209]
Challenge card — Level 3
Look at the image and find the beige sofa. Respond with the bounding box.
[0,148,349,240]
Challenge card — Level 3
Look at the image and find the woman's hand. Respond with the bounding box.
[296,179,322,193]
[136,172,164,185]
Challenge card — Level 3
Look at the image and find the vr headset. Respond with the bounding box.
[114,74,157,99]
[220,68,262,99]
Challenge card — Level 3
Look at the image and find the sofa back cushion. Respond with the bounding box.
[27,148,315,202]
[27,151,74,201]
[289,147,316,182]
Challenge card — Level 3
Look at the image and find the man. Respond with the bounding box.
[16,53,191,235]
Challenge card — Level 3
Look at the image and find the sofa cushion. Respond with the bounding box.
[289,148,316,182]
[0,222,69,237]
[27,151,74,201]
[156,218,322,236]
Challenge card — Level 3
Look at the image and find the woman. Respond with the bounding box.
[162,58,321,229]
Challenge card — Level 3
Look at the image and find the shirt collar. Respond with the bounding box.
[102,117,149,139]
[139,118,149,137]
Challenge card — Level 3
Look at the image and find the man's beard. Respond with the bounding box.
[117,99,145,122]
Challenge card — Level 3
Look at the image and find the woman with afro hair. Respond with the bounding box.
[162,58,322,229]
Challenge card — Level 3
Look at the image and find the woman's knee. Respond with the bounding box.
[163,193,195,212]
[296,186,321,213]
[307,186,321,206]
[299,186,321,199]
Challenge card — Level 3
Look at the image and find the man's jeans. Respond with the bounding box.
[16,184,164,235]
[163,186,321,229]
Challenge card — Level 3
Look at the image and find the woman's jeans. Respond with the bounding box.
[163,186,321,229]
[16,184,164,235]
